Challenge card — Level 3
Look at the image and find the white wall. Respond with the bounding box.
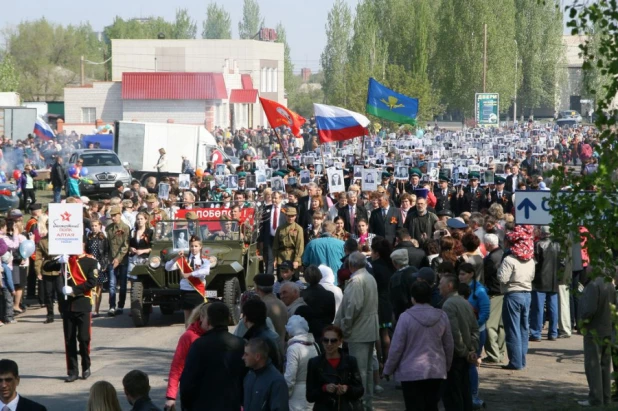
[64,82,122,123]
[123,100,207,124]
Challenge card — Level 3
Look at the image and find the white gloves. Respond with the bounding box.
[59,254,69,264]
[62,286,73,296]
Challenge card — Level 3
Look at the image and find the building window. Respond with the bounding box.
[272,68,278,92]
[82,107,96,123]
[266,68,272,92]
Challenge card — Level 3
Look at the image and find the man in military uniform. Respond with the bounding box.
[434,175,457,213]
[457,171,487,213]
[379,172,397,204]
[105,206,130,317]
[145,194,169,227]
[44,250,98,382]
[404,168,422,194]
[209,217,240,241]
[272,206,304,271]
[487,176,514,213]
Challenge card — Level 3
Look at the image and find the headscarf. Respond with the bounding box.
[506,225,534,261]
[285,315,309,337]
[319,265,335,286]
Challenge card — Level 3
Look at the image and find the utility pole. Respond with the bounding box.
[514,40,518,123]
[483,23,487,93]
[80,55,85,86]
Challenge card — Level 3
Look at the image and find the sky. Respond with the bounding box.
[1,0,578,74]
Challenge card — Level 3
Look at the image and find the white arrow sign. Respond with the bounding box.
[514,190,573,225]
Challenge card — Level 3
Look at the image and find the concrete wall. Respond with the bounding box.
[64,82,122,123]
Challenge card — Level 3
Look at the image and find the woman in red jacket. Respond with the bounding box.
[164,302,208,410]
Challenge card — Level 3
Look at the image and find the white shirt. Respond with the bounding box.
[1,394,19,411]
[165,254,211,291]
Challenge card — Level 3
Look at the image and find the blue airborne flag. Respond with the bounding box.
[366,78,419,125]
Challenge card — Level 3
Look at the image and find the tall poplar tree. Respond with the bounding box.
[321,0,352,107]
[238,0,264,40]
[202,3,232,39]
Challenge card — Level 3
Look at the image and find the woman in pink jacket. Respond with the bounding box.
[383,281,454,411]
[164,302,208,410]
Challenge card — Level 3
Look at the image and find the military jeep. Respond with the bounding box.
[129,218,260,327]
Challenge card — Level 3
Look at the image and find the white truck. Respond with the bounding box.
[114,121,234,182]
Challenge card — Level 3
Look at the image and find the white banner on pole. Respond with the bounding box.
[48,203,84,255]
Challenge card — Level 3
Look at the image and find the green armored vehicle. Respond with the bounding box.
[129,218,261,327]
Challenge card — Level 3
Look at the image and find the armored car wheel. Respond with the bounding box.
[130,282,150,327]
[223,277,241,325]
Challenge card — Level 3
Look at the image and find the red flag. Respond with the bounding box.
[259,97,306,137]
[211,149,224,166]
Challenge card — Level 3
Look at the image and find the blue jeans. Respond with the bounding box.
[108,263,128,310]
[470,329,487,403]
[529,291,558,339]
[502,292,531,369]
[53,186,62,203]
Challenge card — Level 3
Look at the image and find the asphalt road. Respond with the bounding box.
[3,294,601,411]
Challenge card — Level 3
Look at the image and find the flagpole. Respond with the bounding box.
[272,127,292,167]
[360,134,366,163]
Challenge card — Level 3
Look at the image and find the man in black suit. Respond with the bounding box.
[487,176,513,214]
[258,192,286,275]
[298,182,318,217]
[0,359,47,410]
[338,191,368,235]
[369,192,402,244]
[505,164,526,193]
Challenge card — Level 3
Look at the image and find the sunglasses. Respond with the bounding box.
[322,338,339,345]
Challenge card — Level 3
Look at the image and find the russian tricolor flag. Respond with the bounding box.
[314,103,370,143]
[33,117,55,141]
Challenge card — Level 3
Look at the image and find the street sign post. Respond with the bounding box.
[475,93,500,128]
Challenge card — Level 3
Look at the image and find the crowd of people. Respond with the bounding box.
[1,118,617,410]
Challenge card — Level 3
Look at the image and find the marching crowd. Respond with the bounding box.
[1,119,617,411]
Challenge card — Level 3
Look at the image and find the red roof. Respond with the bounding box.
[229,89,258,104]
[241,74,254,90]
[122,72,227,100]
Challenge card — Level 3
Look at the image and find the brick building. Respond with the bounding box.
[63,39,284,133]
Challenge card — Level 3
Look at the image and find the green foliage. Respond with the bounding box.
[238,0,264,40]
[7,18,104,100]
[551,0,618,328]
[289,86,325,119]
[104,9,197,40]
[582,22,613,102]
[515,0,564,115]
[321,0,352,107]
[275,23,297,95]
[434,0,518,116]
[0,53,19,92]
[202,3,232,39]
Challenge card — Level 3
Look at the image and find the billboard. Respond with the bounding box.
[475,93,499,127]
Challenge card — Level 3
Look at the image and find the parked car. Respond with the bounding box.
[66,149,132,196]
[0,183,20,212]
[558,110,583,123]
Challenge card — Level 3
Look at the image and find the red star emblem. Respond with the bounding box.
[61,212,71,222]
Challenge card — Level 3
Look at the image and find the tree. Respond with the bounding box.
[0,53,19,92]
[202,3,232,39]
[172,8,197,39]
[515,0,564,116]
[275,22,296,95]
[433,0,518,117]
[550,0,618,350]
[238,0,263,40]
[7,18,104,100]
[344,0,389,113]
[581,23,613,104]
[289,85,325,119]
[321,0,352,107]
